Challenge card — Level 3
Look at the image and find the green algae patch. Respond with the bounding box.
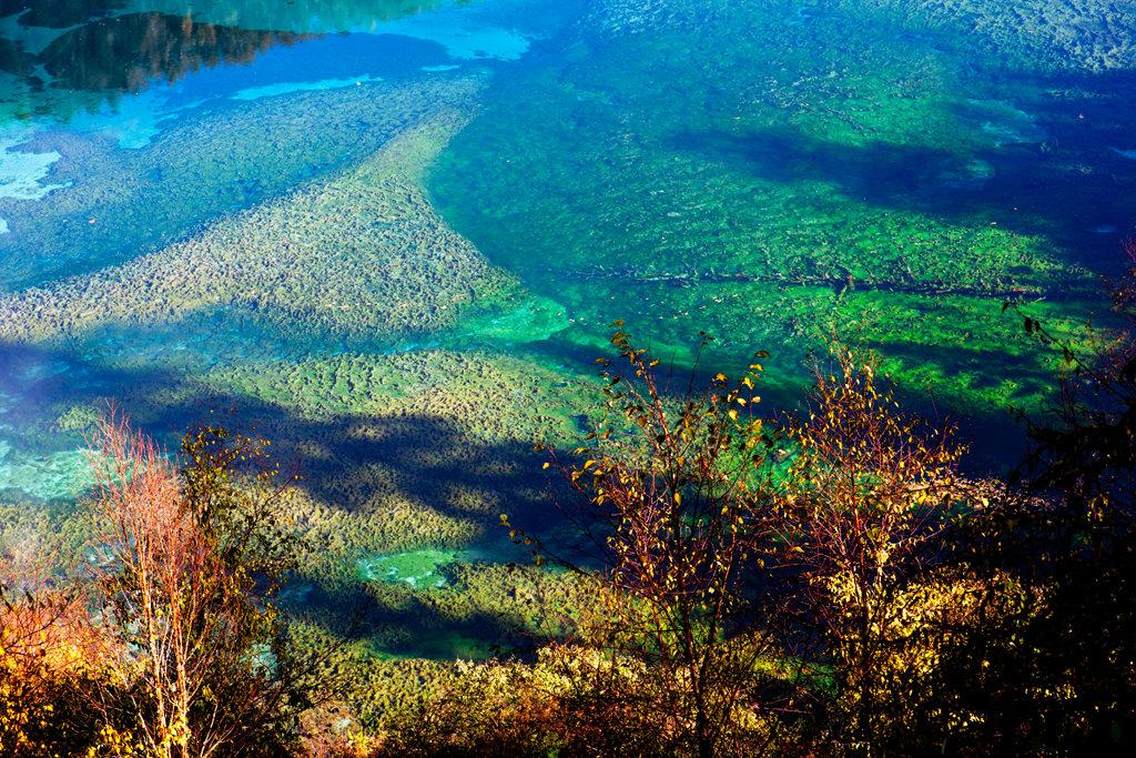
[358,549,458,588]
[0,440,93,502]
[441,294,571,346]
[55,404,101,432]
[429,0,1122,420]
[831,291,1106,413]
[324,560,591,659]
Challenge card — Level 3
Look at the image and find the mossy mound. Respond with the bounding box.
[0,74,488,290]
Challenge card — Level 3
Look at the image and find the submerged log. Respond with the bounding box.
[560,265,1073,301]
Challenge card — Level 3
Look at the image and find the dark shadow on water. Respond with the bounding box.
[0,338,590,658]
[669,67,1136,277]
[288,578,551,661]
[0,318,1074,651]
[671,129,952,205]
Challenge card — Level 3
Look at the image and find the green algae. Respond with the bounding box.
[0,439,92,502]
[358,548,458,588]
[439,294,571,346]
[54,404,100,432]
[428,0,1127,422]
[71,348,597,586]
[311,558,588,659]
[0,499,93,582]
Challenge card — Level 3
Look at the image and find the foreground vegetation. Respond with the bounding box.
[3,257,1135,755]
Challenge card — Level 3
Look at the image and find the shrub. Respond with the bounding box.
[86,413,323,757]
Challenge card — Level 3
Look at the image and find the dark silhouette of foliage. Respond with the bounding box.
[936,248,1136,753]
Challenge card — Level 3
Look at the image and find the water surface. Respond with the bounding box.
[2,0,1135,656]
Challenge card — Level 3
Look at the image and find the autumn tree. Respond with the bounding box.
[0,512,102,755]
[768,351,989,754]
[0,583,101,755]
[87,412,321,757]
[523,327,798,757]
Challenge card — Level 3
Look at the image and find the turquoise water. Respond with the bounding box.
[2,0,1135,654]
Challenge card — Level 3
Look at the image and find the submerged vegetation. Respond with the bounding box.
[3,268,1135,753]
[3,0,1136,754]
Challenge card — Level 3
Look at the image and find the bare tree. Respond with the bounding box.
[88,411,314,757]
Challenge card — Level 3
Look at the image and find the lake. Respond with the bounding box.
[2,0,1134,656]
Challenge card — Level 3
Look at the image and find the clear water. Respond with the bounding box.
[2,0,1135,655]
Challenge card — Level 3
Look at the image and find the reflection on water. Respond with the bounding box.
[1,0,125,29]
[124,0,455,34]
[40,13,305,92]
[0,0,463,121]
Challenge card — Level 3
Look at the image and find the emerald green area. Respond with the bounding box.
[429,0,1134,427]
[0,438,91,501]
[358,549,457,588]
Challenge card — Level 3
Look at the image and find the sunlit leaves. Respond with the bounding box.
[537,328,784,752]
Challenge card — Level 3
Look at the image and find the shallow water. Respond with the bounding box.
[2,0,1135,656]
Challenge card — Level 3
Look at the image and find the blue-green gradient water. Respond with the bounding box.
[2,0,1135,654]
